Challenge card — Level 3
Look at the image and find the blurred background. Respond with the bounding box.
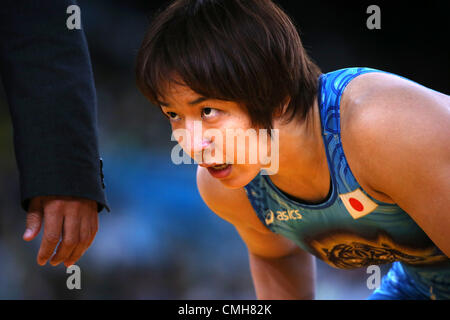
[0,0,448,299]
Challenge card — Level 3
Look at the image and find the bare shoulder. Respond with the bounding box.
[341,71,449,112]
[339,71,450,196]
[196,166,300,258]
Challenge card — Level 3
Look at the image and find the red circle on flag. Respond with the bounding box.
[349,197,364,212]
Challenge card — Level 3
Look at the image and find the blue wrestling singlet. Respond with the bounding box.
[243,67,450,300]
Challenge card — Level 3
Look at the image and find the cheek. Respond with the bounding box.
[170,125,186,146]
[221,129,270,166]
[171,121,186,133]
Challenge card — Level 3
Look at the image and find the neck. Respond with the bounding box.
[268,97,330,200]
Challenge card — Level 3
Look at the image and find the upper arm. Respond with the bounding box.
[196,166,300,258]
[344,73,450,256]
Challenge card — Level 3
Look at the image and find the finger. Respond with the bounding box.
[23,211,43,241]
[37,201,64,266]
[89,210,99,247]
[65,208,98,267]
[50,210,80,266]
[64,214,92,267]
[23,198,43,241]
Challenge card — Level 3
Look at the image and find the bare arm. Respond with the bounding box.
[248,245,315,300]
[197,166,315,299]
[343,72,450,256]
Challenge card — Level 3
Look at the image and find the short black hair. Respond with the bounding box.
[136,0,321,130]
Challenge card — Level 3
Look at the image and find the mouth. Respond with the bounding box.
[209,163,230,170]
[199,162,231,168]
[203,163,233,178]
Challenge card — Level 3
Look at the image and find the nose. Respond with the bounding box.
[190,137,212,163]
[178,120,212,163]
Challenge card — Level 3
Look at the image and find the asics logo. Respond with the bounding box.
[265,209,303,225]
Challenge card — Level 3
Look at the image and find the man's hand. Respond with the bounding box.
[22,195,99,267]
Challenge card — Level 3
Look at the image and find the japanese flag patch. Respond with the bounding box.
[339,188,378,219]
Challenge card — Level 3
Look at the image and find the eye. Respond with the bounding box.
[201,107,220,119]
[166,111,181,121]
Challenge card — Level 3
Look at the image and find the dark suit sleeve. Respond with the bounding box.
[0,0,110,213]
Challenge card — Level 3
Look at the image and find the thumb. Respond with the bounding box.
[23,198,43,241]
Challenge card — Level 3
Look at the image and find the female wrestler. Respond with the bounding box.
[136,0,450,299]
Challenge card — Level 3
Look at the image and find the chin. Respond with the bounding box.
[217,164,261,189]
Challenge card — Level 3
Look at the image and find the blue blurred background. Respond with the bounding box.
[0,0,448,299]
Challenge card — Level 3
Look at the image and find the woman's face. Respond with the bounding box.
[158,82,273,189]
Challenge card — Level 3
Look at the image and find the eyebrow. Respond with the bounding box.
[158,96,210,107]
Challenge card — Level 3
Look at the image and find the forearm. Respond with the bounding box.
[0,1,109,212]
[249,247,316,300]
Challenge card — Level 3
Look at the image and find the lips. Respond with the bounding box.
[198,163,218,168]
[210,163,229,170]
[205,163,233,178]
[199,163,230,169]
